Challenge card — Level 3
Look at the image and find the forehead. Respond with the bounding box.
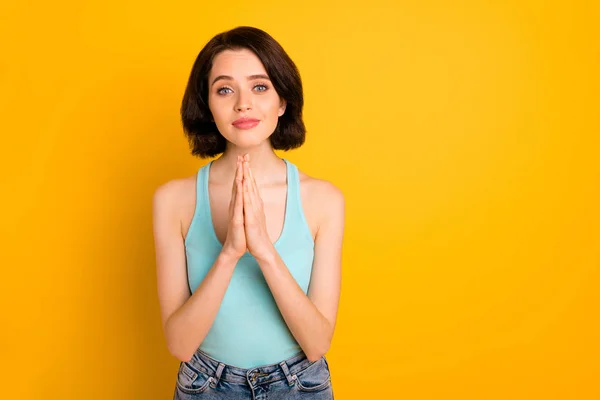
[209,48,267,79]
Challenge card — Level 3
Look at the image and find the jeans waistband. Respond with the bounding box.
[187,348,317,387]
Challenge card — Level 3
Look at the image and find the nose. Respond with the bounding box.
[235,92,252,112]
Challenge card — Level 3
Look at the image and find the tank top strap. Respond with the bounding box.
[184,162,212,248]
[197,161,215,236]
[282,159,314,246]
[198,161,212,206]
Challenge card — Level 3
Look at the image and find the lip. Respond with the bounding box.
[232,117,260,129]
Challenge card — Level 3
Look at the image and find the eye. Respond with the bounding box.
[216,86,233,95]
[217,83,269,95]
[254,83,269,92]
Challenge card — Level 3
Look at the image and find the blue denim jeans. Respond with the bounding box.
[174,348,334,399]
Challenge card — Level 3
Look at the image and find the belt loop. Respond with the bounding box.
[279,360,296,386]
[211,362,225,388]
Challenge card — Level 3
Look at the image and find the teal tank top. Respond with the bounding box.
[184,158,315,368]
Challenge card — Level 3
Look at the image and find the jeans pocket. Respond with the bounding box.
[293,357,332,393]
[176,361,213,394]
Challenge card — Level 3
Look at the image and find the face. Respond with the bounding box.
[207,48,286,148]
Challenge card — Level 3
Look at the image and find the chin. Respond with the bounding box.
[228,130,272,147]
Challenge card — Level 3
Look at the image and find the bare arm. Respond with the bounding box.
[254,182,345,362]
[163,251,238,362]
[153,160,246,362]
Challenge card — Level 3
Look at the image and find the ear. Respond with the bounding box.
[278,98,287,117]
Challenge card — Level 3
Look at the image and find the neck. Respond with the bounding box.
[210,142,286,187]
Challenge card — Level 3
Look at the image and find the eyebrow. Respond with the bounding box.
[210,74,271,87]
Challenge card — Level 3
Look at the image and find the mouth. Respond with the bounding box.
[232,119,260,130]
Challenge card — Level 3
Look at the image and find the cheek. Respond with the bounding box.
[208,94,218,111]
[264,97,283,115]
[208,98,225,120]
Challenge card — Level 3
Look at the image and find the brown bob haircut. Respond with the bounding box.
[180,26,306,159]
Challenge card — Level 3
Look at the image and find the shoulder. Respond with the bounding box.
[297,168,344,200]
[152,174,197,215]
[297,167,345,222]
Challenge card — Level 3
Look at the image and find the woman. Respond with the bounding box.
[152,26,345,399]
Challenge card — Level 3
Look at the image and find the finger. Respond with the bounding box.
[229,159,239,215]
[244,161,257,209]
[243,176,254,224]
[245,161,254,194]
[232,157,239,195]
[248,166,261,210]
[243,161,253,193]
[234,164,244,223]
[241,160,247,185]
[236,157,244,186]
[248,163,260,198]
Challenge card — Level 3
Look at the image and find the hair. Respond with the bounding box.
[180,26,306,159]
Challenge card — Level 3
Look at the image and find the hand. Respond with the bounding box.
[221,156,247,259]
[242,154,275,261]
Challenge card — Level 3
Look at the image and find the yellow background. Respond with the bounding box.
[1,0,598,398]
